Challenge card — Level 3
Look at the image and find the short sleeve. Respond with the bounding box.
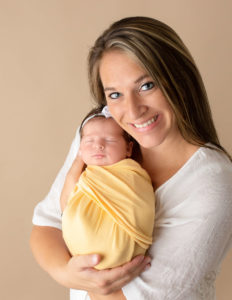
[32,127,80,229]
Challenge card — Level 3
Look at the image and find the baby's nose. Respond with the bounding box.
[95,143,104,150]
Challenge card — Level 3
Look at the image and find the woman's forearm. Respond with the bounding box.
[30,225,150,293]
[30,225,71,286]
[60,155,85,211]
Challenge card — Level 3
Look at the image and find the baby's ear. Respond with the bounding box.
[126,141,133,157]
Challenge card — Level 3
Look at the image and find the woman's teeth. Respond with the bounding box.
[134,115,158,128]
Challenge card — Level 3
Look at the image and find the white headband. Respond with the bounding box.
[81,106,112,129]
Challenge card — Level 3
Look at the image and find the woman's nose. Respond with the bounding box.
[125,92,145,120]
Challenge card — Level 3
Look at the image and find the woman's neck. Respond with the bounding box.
[141,137,200,190]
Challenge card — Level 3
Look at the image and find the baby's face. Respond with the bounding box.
[80,118,132,166]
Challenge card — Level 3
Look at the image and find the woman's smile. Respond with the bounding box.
[99,50,180,149]
[130,114,160,130]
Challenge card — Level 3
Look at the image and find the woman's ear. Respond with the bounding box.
[126,141,133,157]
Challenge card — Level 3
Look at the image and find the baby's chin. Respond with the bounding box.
[86,158,122,167]
[85,158,108,166]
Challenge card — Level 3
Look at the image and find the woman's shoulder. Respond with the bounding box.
[155,145,232,216]
[194,145,232,178]
[157,145,232,196]
[179,145,232,200]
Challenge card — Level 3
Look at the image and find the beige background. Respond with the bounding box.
[1,0,231,299]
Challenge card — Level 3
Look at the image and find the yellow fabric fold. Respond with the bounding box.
[62,159,155,269]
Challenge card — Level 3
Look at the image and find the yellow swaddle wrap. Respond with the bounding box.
[62,159,155,269]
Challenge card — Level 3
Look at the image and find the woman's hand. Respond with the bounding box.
[60,153,85,211]
[30,226,151,295]
[61,253,151,294]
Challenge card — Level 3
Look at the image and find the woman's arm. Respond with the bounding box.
[30,225,151,294]
[122,162,232,299]
[31,127,150,297]
[60,154,85,212]
[32,128,80,228]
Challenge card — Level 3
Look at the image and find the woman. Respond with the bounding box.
[30,16,232,300]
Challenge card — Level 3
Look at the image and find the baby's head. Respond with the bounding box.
[79,108,133,166]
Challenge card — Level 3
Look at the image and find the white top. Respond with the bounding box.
[32,128,232,300]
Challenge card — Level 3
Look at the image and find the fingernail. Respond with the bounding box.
[144,257,151,264]
[92,254,99,264]
[138,255,145,263]
[144,263,151,271]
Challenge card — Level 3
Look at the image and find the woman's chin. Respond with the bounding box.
[134,134,167,150]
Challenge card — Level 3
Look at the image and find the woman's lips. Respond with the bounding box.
[130,114,160,132]
[133,115,158,128]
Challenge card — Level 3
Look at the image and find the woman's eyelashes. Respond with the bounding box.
[108,92,121,100]
[107,81,155,100]
[140,81,155,91]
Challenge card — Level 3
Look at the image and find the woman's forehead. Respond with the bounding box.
[99,50,149,88]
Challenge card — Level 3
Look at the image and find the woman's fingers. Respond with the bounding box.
[111,256,151,291]
[117,255,150,280]
[65,254,101,291]
[66,254,151,294]
[73,254,101,270]
[104,255,150,280]
[89,255,151,294]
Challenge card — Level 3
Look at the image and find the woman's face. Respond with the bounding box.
[99,50,181,150]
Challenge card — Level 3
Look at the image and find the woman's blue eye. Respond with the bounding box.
[141,82,154,91]
[109,92,121,99]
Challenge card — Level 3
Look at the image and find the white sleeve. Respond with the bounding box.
[123,156,232,300]
[32,127,80,230]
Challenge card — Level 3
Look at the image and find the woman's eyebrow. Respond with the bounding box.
[134,74,150,84]
[103,74,150,92]
[104,86,116,92]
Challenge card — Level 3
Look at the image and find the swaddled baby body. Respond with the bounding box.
[61,107,155,269]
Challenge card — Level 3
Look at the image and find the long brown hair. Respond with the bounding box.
[88,16,231,160]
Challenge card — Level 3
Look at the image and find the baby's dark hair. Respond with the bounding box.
[79,106,141,161]
[79,106,130,142]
